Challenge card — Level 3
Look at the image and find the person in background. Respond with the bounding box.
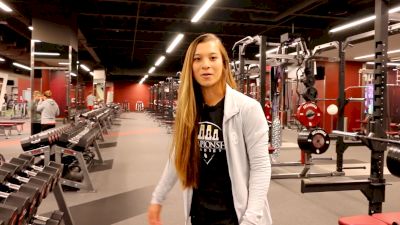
[86,91,96,110]
[31,91,42,134]
[37,90,59,131]
[148,33,272,225]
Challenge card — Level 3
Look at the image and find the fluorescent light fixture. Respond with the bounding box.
[32,39,41,43]
[144,74,149,78]
[28,26,33,31]
[90,71,95,76]
[139,77,145,84]
[34,52,60,56]
[255,47,279,57]
[13,62,31,71]
[80,64,90,72]
[0,1,12,12]
[148,67,155,74]
[354,49,400,60]
[330,5,400,33]
[58,62,70,65]
[70,72,77,76]
[389,6,400,13]
[330,16,375,33]
[155,56,166,66]
[166,33,184,53]
[354,54,374,60]
[0,57,4,62]
[366,62,400,66]
[191,0,216,23]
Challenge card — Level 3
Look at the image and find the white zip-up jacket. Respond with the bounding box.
[37,98,60,124]
[151,85,272,225]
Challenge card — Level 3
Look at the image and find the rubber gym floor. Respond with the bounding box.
[1,112,399,225]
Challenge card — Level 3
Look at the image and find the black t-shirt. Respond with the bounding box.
[190,98,238,225]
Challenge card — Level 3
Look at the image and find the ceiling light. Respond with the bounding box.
[0,57,5,62]
[330,16,375,33]
[389,6,400,14]
[28,26,33,31]
[155,56,166,66]
[32,39,41,43]
[70,72,77,76]
[148,67,155,74]
[366,62,400,66]
[90,71,95,76]
[166,34,184,53]
[80,64,90,72]
[144,74,149,78]
[191,0,217,23]
[34,52,60,56]
[13,62,31,71]
[0,2,12,12]
[354,49,400,60]
[58,62,70,65]
[255,47,279,57]
[354,54,374,60]
[330,5,400,33]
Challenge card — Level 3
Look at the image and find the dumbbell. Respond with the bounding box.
[0,163,51,200]
[0,204,18,225]
[16,154,63,190]
[31,211,64,225]
[0,191,30,225]
[0,173,41,219]
[1,158,61,196]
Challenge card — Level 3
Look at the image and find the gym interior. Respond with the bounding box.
[0,0,400,225]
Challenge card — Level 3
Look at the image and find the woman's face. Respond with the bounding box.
[192,40,224,90]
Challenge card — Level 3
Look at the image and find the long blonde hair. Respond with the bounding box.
[173,33,236,188]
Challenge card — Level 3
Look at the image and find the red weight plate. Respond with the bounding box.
[264,101,272,122]
[296,102,322,128]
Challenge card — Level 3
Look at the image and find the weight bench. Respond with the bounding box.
[0,121,25,138]
[0,123,14,139]
[339,212,400,225]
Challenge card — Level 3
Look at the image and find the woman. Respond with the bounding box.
[148,33,272,225]
[37,90,60,131]
[31,91,42,134]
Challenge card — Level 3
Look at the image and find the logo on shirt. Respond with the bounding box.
[198,122,225,165]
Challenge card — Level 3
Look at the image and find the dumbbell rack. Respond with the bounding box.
[26,145,99,192]
[0,152,75,225]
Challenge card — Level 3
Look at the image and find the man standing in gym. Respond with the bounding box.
[148,33,272,225]
[37,90,59,131]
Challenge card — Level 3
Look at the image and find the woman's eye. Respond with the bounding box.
[211,56,217,61]
[194,58,200,61]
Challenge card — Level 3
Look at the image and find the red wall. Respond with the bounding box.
[113,81,150,111]
[49,71,67,117]
[315,61,363,133]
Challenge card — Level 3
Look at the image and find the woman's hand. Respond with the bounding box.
[148,204,162,225]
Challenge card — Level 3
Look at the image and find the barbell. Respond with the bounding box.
[332,130,400,178]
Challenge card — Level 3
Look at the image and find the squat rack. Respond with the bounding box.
[302,0,396,215]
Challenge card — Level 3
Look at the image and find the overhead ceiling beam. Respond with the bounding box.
[96,0,278,14]
[250,0,324,22]
[78,29,101,63]
[79,13,322,30]
[90,28,281,38]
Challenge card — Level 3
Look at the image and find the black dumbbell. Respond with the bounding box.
[0,165,48,201]
[0,204,18,225]
[0,171,42,216]
[12,156,63,190]
[0,191,30,225]
[1,162,54,198]
[31,211,64,225]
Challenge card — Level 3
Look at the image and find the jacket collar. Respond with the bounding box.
[223,84,240,122]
